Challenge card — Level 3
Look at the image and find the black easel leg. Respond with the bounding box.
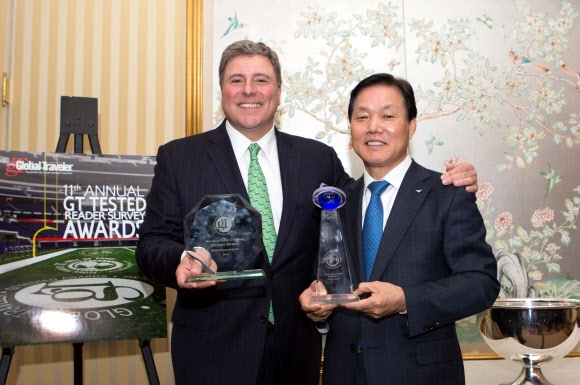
[73,343,83,385]
[88,134,102,155]
[139,340,160,385]
[0,347,14,385]
[55,134,70,153]
[74,134,84,154]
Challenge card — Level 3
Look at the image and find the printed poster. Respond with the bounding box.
[0,151,166,346]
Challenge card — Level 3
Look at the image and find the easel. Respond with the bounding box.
[0,341,160,385]
[55,96,101,154]
[0,97,160,385]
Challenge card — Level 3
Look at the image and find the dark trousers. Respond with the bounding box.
[353,350,367,385]
[256,322,281,385]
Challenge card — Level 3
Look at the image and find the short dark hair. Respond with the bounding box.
[218,40,282,88]
[348,73,417,122]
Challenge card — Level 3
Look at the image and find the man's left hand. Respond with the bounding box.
[340,281,406,320]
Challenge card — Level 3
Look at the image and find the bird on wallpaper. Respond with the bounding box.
[509,49,549,73]
[539,163,562,198]
[221,12,247,37]
[561,62,580,89]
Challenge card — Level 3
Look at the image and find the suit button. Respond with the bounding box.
[260,315,268,323]
[423,322,440,331]
[271,274,278,280]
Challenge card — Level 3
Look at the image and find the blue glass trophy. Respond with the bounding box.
[309,184,359,304]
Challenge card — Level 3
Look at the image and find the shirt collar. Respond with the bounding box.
[225,121,277,160]
[363,154,412,191]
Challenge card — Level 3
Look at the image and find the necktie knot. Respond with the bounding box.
[248,143,260,159]
[368,180,389,196]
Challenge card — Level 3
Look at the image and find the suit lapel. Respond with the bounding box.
[369,161,433,281]
[272,130,300,265]
[206,121,248,199]
[342,178,365,284]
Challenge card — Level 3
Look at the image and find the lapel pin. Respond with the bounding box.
[415,189,422,193]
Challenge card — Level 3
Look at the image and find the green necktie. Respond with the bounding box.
[247,143,277,262]
[247,143,276,324]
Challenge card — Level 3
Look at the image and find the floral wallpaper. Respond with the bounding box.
[211,0,580,346]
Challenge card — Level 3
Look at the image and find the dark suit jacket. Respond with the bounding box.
[136,121,351,385]
[322,160,499,385]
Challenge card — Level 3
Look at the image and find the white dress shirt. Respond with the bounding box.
[226,121,283,233]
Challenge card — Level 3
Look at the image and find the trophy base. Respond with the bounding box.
[185,269,266,282]
[501,355,555,385]
[309,293,359,305]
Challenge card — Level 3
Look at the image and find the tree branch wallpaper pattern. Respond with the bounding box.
[210,0,580,348]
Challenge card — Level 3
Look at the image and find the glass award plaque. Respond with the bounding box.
[184,194,266,282]
[309,185,359,304]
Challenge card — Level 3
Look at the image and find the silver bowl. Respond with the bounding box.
[479,298,580,385]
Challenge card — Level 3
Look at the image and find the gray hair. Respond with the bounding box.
[218,40,282,88]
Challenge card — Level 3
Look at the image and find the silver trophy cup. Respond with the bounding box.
[479,298,580,385]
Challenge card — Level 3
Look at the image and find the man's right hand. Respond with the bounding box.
[175,248,218,289]
[299,280,337,322]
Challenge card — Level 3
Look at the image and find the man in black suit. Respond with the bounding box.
[136,41,479,385]
[300,74,500,385]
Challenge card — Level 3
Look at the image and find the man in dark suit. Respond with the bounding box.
[300,73,500,385]
[136,41,479,385]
